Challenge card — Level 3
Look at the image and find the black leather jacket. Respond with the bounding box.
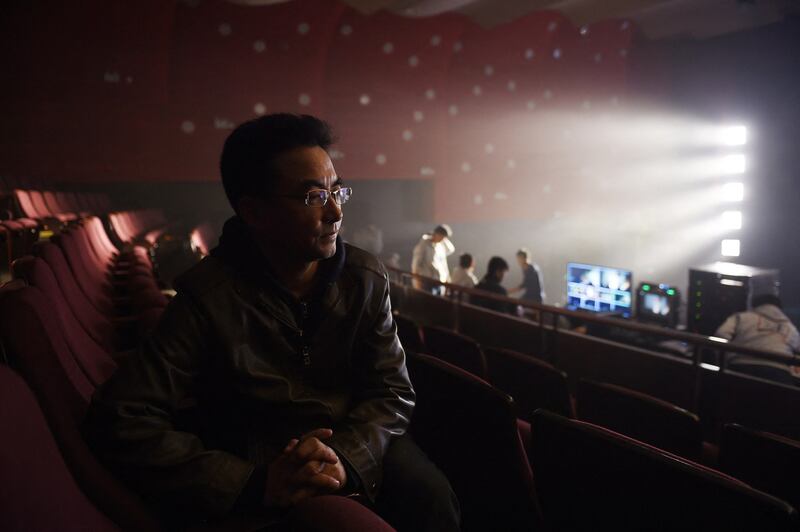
[86,217,415,519]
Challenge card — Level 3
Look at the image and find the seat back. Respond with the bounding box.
[717,370,800,439]
[13,189,44,219]
[420,324,488,379]
[0,365,119,532]
[720,423,800,512]
[12,256,117,387]
[52,230,116,314]
[394,313,423,354]
[407,352,538,531]
[33,241,118,352]
[576,378,703,460]
[531,409,798,531]
[485,347,573,420]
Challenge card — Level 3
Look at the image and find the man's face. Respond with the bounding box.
[431,232,445,243]
[243,145,343,261]
[516,255,526,268]
[497,268,508,282]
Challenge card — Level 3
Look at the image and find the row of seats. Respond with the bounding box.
[13,188,111,225]
[397,313,800,526]
[0,212,170,530]
[0,211,402,531]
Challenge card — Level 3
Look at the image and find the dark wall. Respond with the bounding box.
[629,17,800,311]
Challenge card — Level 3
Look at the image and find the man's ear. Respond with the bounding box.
[237,196,263,228]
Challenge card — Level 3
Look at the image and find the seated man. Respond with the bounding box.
[450,253,478,289]
[473,256,514,315]
[715,294,800,385]
[86,113,459,531]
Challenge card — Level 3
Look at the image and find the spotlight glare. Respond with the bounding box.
[722,182,744,202]
[720,125,747,146]
[721,210,742,230]
[721,239,740,257]
[720,154,746,174]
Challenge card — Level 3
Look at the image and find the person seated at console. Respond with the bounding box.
[715,294,800,385]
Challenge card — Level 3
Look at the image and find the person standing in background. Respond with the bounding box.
[411,224,454,294]
[509,248,544,304]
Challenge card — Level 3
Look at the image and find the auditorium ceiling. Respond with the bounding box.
[224,0,799,40]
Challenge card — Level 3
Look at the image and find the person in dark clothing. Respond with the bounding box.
[85,113,459,531]
[509,248,544,304]
[473,256,514,314]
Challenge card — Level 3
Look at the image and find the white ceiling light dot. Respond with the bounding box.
[408,55,419,67]
[376,153,387,165]
[253,40,266,53]
[425,88,436,100]
[448,104,459,116]
[472,85,482,96]
[340,24,353,36]
[402,129,414,141]
[297,22,310,35]
[359,94,371,106]
[298,93,311,106]
[218,23,232,36]
[413,110,424,122]
[430,35,442,46]
[181,120,195,134]
[253,102,266,115]
[383,42,394,54]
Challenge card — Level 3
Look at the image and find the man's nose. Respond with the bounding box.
[323,196,343,223]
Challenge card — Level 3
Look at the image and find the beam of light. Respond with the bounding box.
[721,239,741,257]
[718,125,747,146]
[722,182,744,202]
[719,154,746,174]
[721,210,742,230]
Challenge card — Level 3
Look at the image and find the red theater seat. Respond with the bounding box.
[0,365,120,532]
[406,352,539,531]
[394,313,424,354]
[720,423,800,512]
[576,378,703,460]
[32,242,159,351]
[0,280,162,531]
[420,324,488,380]
[485,347,574,421]
[531,409,798,531]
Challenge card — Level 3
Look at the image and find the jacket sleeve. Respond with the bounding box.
[84,292,255,518]
[411,241,427,275]
[715,314,738,341]
[326,273,416,501]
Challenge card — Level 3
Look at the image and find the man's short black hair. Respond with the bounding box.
[752,293,782,309]
[487,256,509,277]
[433,224,453,238]
[220,113,335,211]
[459,253,473,269]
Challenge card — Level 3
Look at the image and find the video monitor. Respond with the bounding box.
[636,283,680,327]
[566,262,633,317]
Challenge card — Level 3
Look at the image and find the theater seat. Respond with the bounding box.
[575,378,703,460]
[33,241,159,351]
[720,423,800,512]
[394,313,423,354]
[485,346,574,421]
[531,409,798,531]
[406,352,539,531]
[0,280,162,531]
[0,365,119,532]
[420,325,488,379]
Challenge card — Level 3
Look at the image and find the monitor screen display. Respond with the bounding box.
[567,262,633,317]
[641,293,671,318]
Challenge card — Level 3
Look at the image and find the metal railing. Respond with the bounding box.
[387,266,799,371]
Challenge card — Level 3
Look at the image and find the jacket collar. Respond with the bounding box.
[212,216,346,311]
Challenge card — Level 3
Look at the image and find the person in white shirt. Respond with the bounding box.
[450,253,478,289]
[715,294,800,385]
[411,224,454,293]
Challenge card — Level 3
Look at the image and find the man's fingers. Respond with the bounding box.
[283,438,300,454]
[290,438,339,464]
[290,462,342,490]
[299,428,333,441]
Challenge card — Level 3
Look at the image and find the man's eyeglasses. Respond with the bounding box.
[276,187,353,207]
